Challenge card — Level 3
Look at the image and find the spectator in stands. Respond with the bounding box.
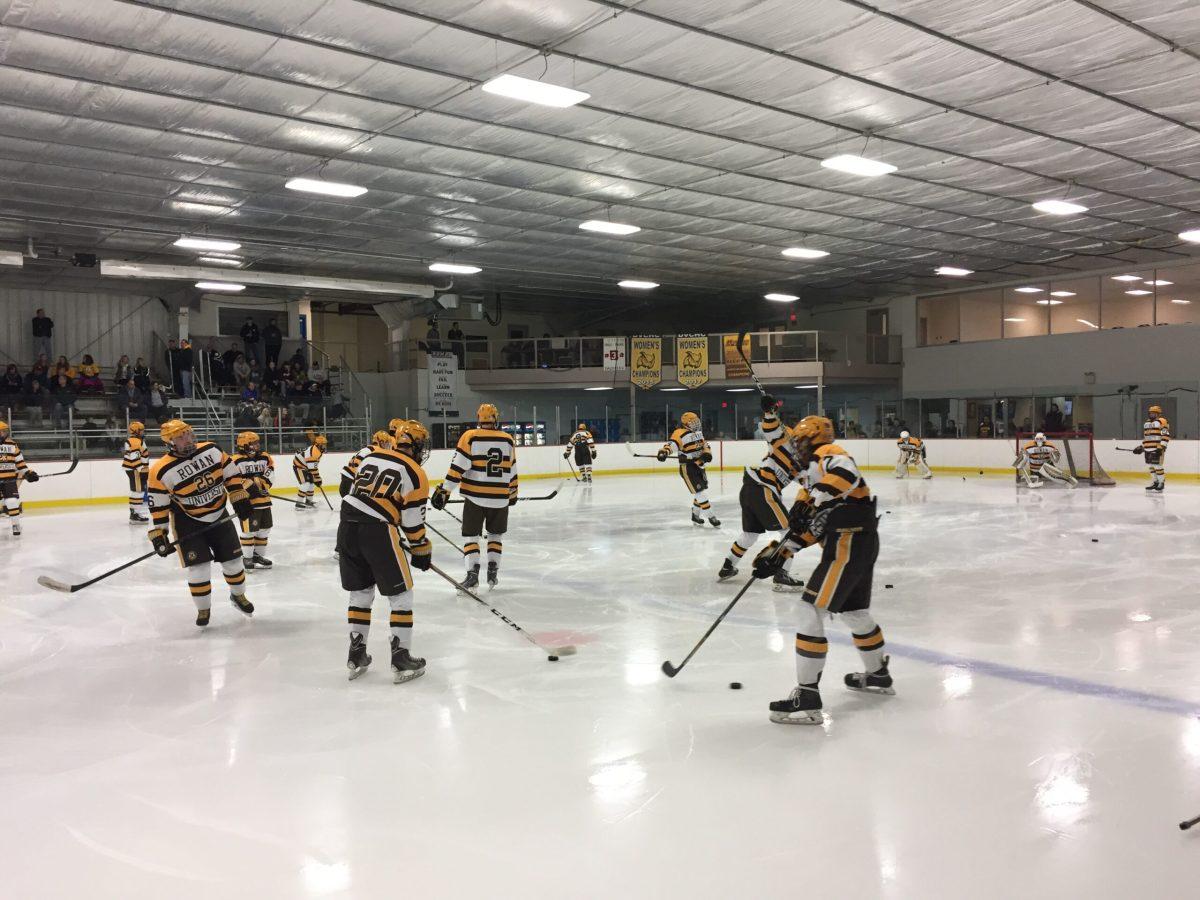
[426,318,441,352]
[248,359,263,387]
[133,357,150,392]
[148,382,169,424]
[448,321,465,367]
[222,342,243,383]
[53,355,77,382]
[1,364,21,396]
[234,401,259,429]
[257,403,274,431]
[23,377,47,428]
[309,359,328,395]
[262,360,280,396]
[165,339,183,393]
[232,353,251,386]
[24,361,49,393]
[1020,416,1033,434]
[288,347,307,373]
[263,318,283,367]
[50,373,76,428]
[240,317,262,367]
[977,416,993,438]
[1043,403,1064,433]
[32,308,53,359]
[177,339,194,398]
[113,354,132,387]
[77,354,103,393]
[118,378,147,422]
[943,418,959,438]
[242,381,260,402]
[102,415,124,453]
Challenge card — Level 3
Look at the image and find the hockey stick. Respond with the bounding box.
[626,442,678,460]
[317,484,335,511]
[564,456,580,482]
[447,488,559,504]
[735,330,767,397]
[438,506,464,525]
[426,521,465,555]
[37,516,233,593]
[1180,814,1200,831]
[35,457,80,479]
[1114,446,1143,453]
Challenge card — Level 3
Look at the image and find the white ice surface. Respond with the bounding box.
[3,471,1200,899]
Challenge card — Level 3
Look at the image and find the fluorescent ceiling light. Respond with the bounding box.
[1125,289,1152,295]
[175,237,241,252]
[172,201,236,215]
[1111,274,1143,281]
[935,266,973,276]
[820,154,897,177]
[618,279,658,289]
[583,386,613,392]
[764,293,799,302]
[1179,229,1200,243]
[782,247,829,260]
[1014,286,1044,293]
[195,281,245,292]
[1076,318,1098,329]
[794,384,819,389]
[1003,317,1026,322]
[481,74,589,108]
[0,250,22,267]
[1145,279,1172,286]
[660,387,687,392]
[285,178,368,198]
[198,256,243,266]
[1032,199,1088,215]
[1035,299,1063,305]
[1049,291,1076,297]
[1171,298,1191,305]
[101,260,434,298]
[429,262,481,275]
[579,220,640,236]
[726,388,755,393]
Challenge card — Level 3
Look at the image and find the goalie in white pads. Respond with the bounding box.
[895,431,932,479]
[1014,433,1076,488]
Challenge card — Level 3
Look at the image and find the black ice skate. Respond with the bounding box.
[717,560,738,582]
[708,515,721,528]
[459,566,480,591]
[195,608,211,628]
[487,562,499,588]
[253,553,273,568]
[391,637,426,684]
[347,633,371,680]
[691,510,704,526]
[129,510,148,523]
[243,556,257,570]
[772,571,805,593]
[844,655,895,695]
[769,684,823,725]
[230,592,255,617]
[11,521,20,536]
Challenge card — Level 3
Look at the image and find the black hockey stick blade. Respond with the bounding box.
[660,660,680,678]
[1180,814,1200,831]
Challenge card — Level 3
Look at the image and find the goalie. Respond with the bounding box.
[894,431,932,479]
[1014,433,1076,488]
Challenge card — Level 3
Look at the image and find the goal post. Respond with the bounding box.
[1014,432,1115,486]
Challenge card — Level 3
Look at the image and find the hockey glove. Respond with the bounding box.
[409,540,432,571]
[700,449,713,465]
[508,493,519,507]
[430,485,450,510]
[788,498,813,535]
[1132,446,1144,455]
[149,528,173,558]
[339,475,352,498]
[23,470,39,482]
[751,541,791,580]
[312,474,323,487]
[563,450,570,460]
[232,496,254,523]
[761,394,778,414]
[656,448,670,462]
[591,449,597,460]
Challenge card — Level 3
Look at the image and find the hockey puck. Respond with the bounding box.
[547,655,559,662]
[979,470,983,475]
[885,584,894,589]
[729,682,742,690]
[1091,538,1099,543]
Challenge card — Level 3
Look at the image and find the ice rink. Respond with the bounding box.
[3,469,1200,899]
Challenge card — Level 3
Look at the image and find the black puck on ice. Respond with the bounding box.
[1091,538,1099,543]
[729,682,743,690]
[547,655,559,662]
[885,584,894,589]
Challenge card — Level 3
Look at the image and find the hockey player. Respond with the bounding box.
[341,430,394,496]
[0,421,39,536]
[1013,432,1076,488]
[1134,404,1170,492]
[748,416,892,724]
[564,422,596,483]
[122,421,151,521]
[340,420,432,683]
[292,434,326,509]
[147,419,254,627]
[895,431,932,479]
[430,403,517,589]
[716,423,805,592]
[657,411,720,527]
[231,431,274,570]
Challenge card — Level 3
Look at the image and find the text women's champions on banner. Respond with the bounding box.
[630,335,662,389]
[675,334,709,388]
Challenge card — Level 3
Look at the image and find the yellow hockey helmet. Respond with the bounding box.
[397,419,431,463]
[477,403,499,426]
[314,435,328,448]
[1149,404,1162,416]
[0,420,8,439]
[128,420,145,436]
[792,416,834,450]
[680,411,701,432]
[160,419,194,449]
[388,417,407,437]
[236,431,260,451]
[578,422,588,431]
[372,430,394,448]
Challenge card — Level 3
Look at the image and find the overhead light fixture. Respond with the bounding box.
[820,154,897,177]
[1049,291,1076,297]
[429,262,482,275]
[764,293,799,302]
[935,266,973,277]
[1111,274,1143,281]
[1145,279,1173,286]
[1036,299,1063,306]
[579,220,640,236]
[480,74,589,108]
[285,178,368,198]
[1032,199,1088,215]
[171,201,236,215]
[198,256,244,266]
[195,281,245,292]
[782,247,829,260]
[1171,298,1192,305]
[660,387,687,392]
[1003,317,1026,322]
[1076,318,1098,329]
[794,384,819,389]
[583,386,613,392]
[1179,229,1200,243]
[726,388,755,393]
[0,250,23,267]
[1125,289,1152,295]
[101,260,434,297]
[175,237,241,252]
[1014,286,1044,293]
[618,279,658,289]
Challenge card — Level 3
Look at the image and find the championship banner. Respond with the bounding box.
[630,335,662,389]
[723,333,751,378]
[428,351,457,411]
[603,336,627,370]
[675,334,709,388]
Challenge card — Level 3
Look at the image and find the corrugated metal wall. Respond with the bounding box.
[0,288,174,369]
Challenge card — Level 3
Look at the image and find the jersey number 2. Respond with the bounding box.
[486,448,504,478]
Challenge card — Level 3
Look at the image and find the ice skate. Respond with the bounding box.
[243,556,257,570]
[844,656,895,695]
[708,515,721,528]
[391,637,425,684]
[458,566,480,592]
[1146,483,1158,492]
[252,553,273,568]
[691,510,704,526]
[717,560,738,582]
[129,510,148,523]
[195,608,210,628]
[11,521,20,536]
[229,592,254,617]
[772,570,805,592]
[769,684,823,725]
[486,562,498,588]
[347,633,371,680]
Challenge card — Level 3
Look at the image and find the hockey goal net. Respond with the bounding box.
[1014,432,1115,486]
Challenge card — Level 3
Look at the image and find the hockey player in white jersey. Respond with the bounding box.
[564,423,596,483]
[1014,433,1076,488]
